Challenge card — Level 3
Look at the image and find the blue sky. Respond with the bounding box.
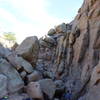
[0,0,83,43]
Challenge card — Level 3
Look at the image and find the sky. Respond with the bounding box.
[0,0,83,43]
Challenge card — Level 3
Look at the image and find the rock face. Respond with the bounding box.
[26,82,43,99]
[86,85,100,100]
[16,36,39,66]
[7,54,34,73]
[9,93,29,100]
[14,56,34,73]
[27,70,42,82]
[56,23,67,33]
[0,74,8,98]
[0,59,24,93]
[39,79,56,99]
[36,0,100,99]
[0,44,11,57]
[48,28,56,36]
[0,0,100,100]
[90,61,100,86]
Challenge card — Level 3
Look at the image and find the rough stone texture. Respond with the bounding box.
[27,70,42,82]
[54,80,65,94]
[56,23,67,33]
[43,36,56,45]
[15,56,34,73]
[86,84,100,100]
[81,64,91,84]
[6,54,34,73]
[16,36,39,66]
[26,82,43,99]
[0,74,8,98]
[0,59,24,93]
[36,0,100,99]
[48,28,56,36]
[39,36,56,48]
[0,0,100,99]
[0,44,11,57]
[9,93,29,100]
[90,60,100,86]
[73,28,89,63]
[20,71,27,79]
[39,79,56,99]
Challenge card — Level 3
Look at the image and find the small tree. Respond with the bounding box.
[3,32,16,42]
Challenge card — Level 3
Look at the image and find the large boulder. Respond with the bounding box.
[39,79,56,99]
[39,36,56,47]
[7,54,34,73]
[48,28,56,36]
[0,74,8,98]
[43,36,56,45]
[0,44,11,57]
[0,59,24,93]
[43,71,55,79]
[27,70,42,82]
[56,23,67,33]
[16,36,39,66]
[26,82,43,99]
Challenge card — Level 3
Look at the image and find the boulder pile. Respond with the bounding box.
[0,0,100,100]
